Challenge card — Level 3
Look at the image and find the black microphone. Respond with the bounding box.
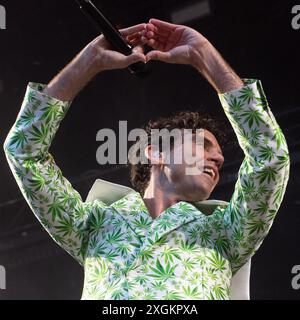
[75,0,148,76]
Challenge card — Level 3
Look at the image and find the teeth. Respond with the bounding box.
[203,168,215,179]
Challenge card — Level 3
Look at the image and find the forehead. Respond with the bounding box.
[203,130,223,154]
[174,129,222,153]
[203,130,219,146]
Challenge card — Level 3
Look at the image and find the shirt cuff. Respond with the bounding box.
[28,82,72,105]
[218,78,258,96]
[18,82,72,124]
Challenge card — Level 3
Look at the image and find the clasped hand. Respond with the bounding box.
[90,18,209,71]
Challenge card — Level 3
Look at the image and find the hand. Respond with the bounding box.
[88,23,147,72]
[136,18,243,93]
[44,23,148,101]
[136,19,208,65]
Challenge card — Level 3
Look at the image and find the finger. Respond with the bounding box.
[146,23,170,37]
[119,23,146,37]
[134,29,151,40]
[145,38,166,51]
[144,30,155,39]
[128,37,144,46]
[129,32,165,50]
[149,19,177,31]
[128,34,149,47]
[126,35,142,45]
[127,32,158,44]
[132,45,144,54]
[146,23,156,32]
[129,28,165,47]
[126,32,147,47]
[128,37,145,47]
[137,28,169,45]
[139,30,161,41]
[147,39,157,47]
[146,38,165,51]
[123,52,146,66]
[146,50,172,63]
[127,30,154,40]
[127,32,140,40]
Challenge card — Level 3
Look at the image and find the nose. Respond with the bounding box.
[206,150,224,170]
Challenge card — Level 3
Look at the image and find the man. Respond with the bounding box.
[4,19,290,300]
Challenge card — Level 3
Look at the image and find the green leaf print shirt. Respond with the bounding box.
[3,79,290,300]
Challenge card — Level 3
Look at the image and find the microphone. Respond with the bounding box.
[75,0,149,76]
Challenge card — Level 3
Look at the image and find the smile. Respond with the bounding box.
[203,167,216,180]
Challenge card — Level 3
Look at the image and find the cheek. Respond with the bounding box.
[166,147,208,180]
[170,145,183,165]
[166,163,186,181]
[171,143,205,166]
[185,145,206,167]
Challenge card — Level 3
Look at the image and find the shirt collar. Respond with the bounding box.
[110,191,204,241]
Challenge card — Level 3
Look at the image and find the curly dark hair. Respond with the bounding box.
[129,111,228,196]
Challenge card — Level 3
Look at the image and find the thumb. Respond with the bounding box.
[124,52,146,67]
[146,50,172,63]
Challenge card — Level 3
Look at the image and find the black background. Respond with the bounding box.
[0,0,299,299]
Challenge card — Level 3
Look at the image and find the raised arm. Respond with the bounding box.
[216,80,290,274]
[44,24,147,101]
[3,24,147,265]
[142,18,290,274]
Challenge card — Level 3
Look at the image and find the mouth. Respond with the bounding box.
[202,167,216,180]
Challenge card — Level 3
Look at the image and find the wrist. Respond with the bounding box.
[44,45,101,101]
[190,43,244,93]
[79,43,102,78]
[189,40,212,70]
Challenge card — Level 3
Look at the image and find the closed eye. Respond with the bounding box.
[204,138,224,156]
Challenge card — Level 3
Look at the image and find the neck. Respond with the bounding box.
[143,172,180,219]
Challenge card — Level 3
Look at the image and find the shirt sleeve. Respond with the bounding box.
[216,79,290,275]
[3,83,105,266]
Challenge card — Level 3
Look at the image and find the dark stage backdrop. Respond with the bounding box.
[0,0,299,299]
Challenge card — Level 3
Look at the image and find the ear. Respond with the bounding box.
[144,145,164,165]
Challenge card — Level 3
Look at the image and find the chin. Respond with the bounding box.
[184,187,211,202]
[195,193,210,202]
[177,177,214,202]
